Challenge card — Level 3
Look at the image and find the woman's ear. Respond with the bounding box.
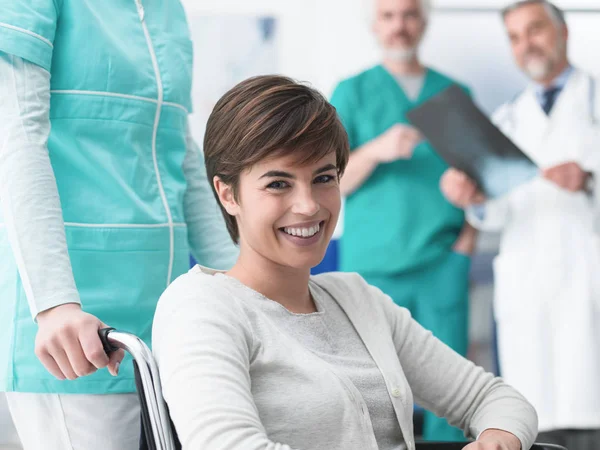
[213,176,239,216]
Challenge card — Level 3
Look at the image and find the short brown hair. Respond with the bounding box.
[204,75,350,243]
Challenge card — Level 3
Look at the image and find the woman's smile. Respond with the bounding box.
[279,220,327,247]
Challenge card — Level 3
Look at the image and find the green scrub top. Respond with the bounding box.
[0,0,194,394]
[331,65,467,276]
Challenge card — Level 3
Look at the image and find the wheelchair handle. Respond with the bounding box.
[96,327,177,450]
[98,327,119,354]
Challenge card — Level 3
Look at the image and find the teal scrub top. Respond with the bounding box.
[0,0,194,394]
[331,65,467,276]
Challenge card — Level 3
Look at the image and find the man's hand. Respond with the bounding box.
[371,124,422,163]
[543,162,590,192]
[35,303,123,380]
[462,429,521,450]
[440,168,486,209]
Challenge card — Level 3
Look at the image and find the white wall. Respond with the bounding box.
[182,0,323,90]
[182,0,600,114]
[435,0,599,7]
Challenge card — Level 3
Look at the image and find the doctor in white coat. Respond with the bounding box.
[440,1,600,449]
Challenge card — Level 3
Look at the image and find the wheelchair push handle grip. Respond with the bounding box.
[98,327,118,354]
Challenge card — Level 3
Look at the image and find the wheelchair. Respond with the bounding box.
[99,329,567,450]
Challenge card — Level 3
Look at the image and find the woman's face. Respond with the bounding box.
[218,151,341,271]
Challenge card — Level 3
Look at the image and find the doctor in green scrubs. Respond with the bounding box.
[0,1,237,448]
[331,0,477,441]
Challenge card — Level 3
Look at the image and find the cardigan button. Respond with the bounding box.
[391,388,402,397]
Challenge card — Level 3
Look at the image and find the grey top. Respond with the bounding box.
[396,74,425,101]
[241,277,404,449]
[153,267,538,450]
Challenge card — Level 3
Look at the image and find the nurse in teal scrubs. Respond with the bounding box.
[0,1,237,448]
[331,0,477,442]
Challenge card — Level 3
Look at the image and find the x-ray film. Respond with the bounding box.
[406,85,539,198]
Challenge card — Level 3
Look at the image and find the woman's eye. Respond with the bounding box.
[267,180,289,190]
[314,174,336,184]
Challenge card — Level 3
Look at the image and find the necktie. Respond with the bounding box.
[542,86,561,115]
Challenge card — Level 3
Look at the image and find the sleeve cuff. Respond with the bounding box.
[466,204,486,228]
[32,291,81,322]
[0,23,53,71]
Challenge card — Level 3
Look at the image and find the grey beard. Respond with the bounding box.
[524,59,553,80]
[523,41,565,81]
[525,59,550,81]
[383,47,417,63]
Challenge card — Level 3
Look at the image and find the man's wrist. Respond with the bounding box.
[361,140,382,165]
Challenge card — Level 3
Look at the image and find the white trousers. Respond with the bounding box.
[6,392,140,450]
[0,394,20,448]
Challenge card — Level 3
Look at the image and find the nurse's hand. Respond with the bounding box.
[543,162,589,192]
[372,124,421,162]
[462,429,521,450]
[440,168,486,209]
[35,303,124,381]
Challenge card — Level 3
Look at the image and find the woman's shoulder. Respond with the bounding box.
[311,271,377,307]
[311,271,367,289]
[154,265,247,325]
[161,264,227,296]
[152,267,257,369]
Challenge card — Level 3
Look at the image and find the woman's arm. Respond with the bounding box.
[182,126,239,270]
[369,282,537,449]
[0,52,123,379]
[0,52,80,317]
[152,275,297,450]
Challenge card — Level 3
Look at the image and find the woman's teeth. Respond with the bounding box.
[283,223,320,238]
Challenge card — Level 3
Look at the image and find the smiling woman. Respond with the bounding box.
[203,75,349,245]
[151,75,538,450]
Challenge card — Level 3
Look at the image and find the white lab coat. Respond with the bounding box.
[468,68,600,432]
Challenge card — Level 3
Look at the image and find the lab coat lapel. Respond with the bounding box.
[540,70,596,166]
[511,88,550,165]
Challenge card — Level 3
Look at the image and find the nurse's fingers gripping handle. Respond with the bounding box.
[99,327,118,354]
